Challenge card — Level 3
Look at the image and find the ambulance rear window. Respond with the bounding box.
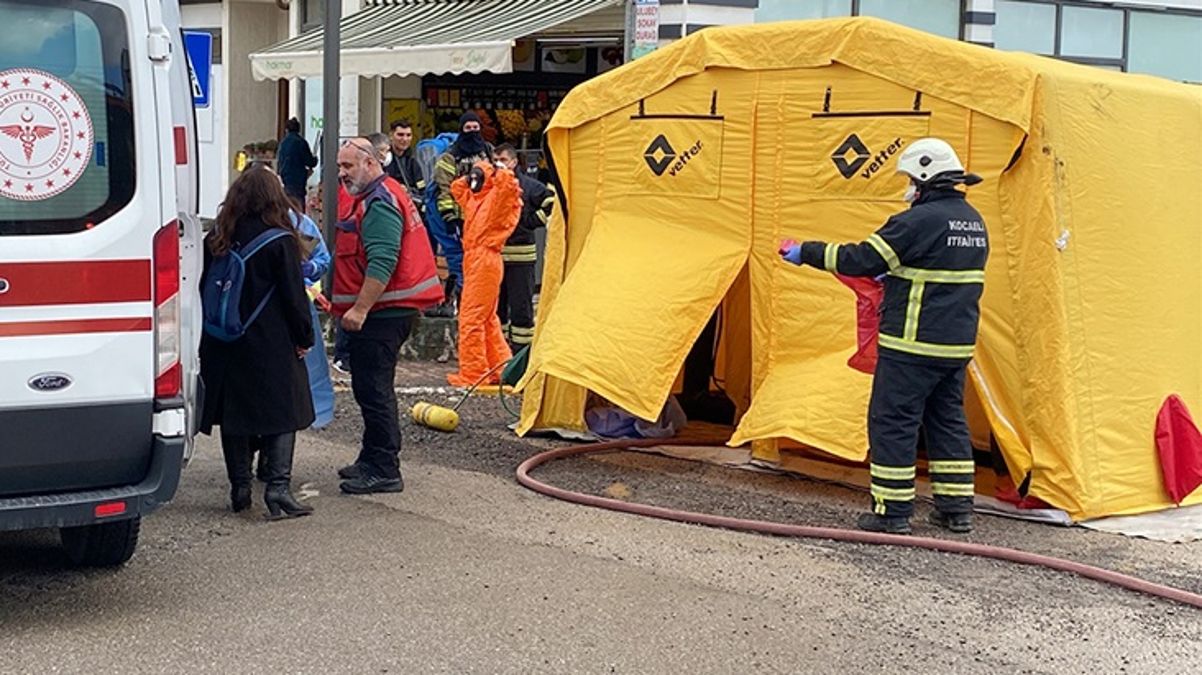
[0,0,135,236]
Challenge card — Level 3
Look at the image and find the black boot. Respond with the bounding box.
[261,433,313,520]
[220,434,253,513]
[929,511,973,533]
[856,513,912,535]
[253,436,268,482]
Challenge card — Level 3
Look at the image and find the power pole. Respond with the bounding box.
[321,0,341,293]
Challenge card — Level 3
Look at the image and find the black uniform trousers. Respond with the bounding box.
[497,262,536,349]
[868,354,975,518]
[347,313,414,480]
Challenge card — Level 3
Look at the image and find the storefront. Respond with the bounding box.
[251,0,625,140]
[249,1,758,178]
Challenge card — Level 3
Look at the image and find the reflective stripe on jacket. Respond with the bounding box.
[799,188,989,362]
[331,176,443,314]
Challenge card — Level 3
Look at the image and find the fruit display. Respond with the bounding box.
[497,109,528,139]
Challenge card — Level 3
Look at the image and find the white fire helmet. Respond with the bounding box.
[896,138,964,183]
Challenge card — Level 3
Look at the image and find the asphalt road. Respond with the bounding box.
[1,367,1200,673]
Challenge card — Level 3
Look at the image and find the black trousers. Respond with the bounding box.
[497,262,536,348]
[333,324,350,363]
[868,355,975,518]
[284,184,306,212]
[347,313,413,479]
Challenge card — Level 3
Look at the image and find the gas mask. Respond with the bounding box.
[468,165,487,193]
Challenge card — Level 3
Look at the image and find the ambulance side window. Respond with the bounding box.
[0,0,135,236]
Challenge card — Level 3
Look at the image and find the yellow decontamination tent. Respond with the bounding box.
[516,17,1202,522]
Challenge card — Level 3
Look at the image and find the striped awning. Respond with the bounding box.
[250,0,624,81]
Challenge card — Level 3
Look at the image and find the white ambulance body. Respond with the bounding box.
[0,0,201,566]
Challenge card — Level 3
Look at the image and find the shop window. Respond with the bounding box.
[757,0,851,21]
[301,0,323,32]
[995,0,1056,55]
[1128,11,1202,83]
[1059,6,1124,60]
[858,0,960,39]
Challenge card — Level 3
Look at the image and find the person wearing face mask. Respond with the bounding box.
[779,138,987,536]
[492,144,555,352]
[431,111,495,317]
[445,160,522,388]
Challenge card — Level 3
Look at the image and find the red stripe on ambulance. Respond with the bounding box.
[0,317,152,338]
[0,260,152,306]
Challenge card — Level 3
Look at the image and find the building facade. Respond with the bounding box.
[181,0,293,218]
[757,0,1202,83]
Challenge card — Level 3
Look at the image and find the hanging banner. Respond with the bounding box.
[631,0,660,60]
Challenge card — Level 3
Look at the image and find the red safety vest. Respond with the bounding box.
[332,176,443,315]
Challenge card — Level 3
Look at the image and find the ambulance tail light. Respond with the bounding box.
[153,221,182,399]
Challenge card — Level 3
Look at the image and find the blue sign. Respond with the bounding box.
[183,31,213,108]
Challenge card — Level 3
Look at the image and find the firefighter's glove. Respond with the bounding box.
[779,239,803,266]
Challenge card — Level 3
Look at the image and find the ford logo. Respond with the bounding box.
[28,373,73,392]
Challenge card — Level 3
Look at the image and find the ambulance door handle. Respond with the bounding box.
[147,33,172,62]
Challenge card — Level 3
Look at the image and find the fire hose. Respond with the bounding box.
[515,438,1202,610]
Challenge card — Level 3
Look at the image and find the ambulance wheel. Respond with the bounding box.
[61,517,141,568]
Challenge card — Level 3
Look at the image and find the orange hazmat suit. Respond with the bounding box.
[447,161,523,387]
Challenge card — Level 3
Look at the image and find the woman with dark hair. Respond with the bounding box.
[199,167,316,519]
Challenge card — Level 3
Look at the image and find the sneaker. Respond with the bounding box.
[340,473,405,495]
[856,513,912,535]
[332,359,351,375]
[928,511,973,533]
[337,462,364,480]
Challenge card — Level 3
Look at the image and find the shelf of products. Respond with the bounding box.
[424,84,562,148]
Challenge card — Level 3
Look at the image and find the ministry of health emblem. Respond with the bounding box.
[0,68,94,202]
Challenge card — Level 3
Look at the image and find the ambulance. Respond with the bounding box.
[0,0,201,566]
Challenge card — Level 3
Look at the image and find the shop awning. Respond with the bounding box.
[250,0,624,81]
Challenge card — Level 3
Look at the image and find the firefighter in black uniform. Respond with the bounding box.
[781,138,988,535]
[494,143,555,351]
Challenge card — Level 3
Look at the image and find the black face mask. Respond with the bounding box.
[456,131,487,158]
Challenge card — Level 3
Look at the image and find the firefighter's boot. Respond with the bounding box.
[856,513,912,535]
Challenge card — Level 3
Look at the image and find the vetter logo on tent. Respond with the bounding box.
[643,134,704,178]
[0,68,94,201]
[832,134,905,180]
[644,134,675,176]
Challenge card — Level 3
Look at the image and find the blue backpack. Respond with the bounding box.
[202,228,292,342]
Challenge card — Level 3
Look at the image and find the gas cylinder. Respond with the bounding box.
[411,401,460,432]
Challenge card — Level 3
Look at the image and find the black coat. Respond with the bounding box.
[199,216,315,436]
